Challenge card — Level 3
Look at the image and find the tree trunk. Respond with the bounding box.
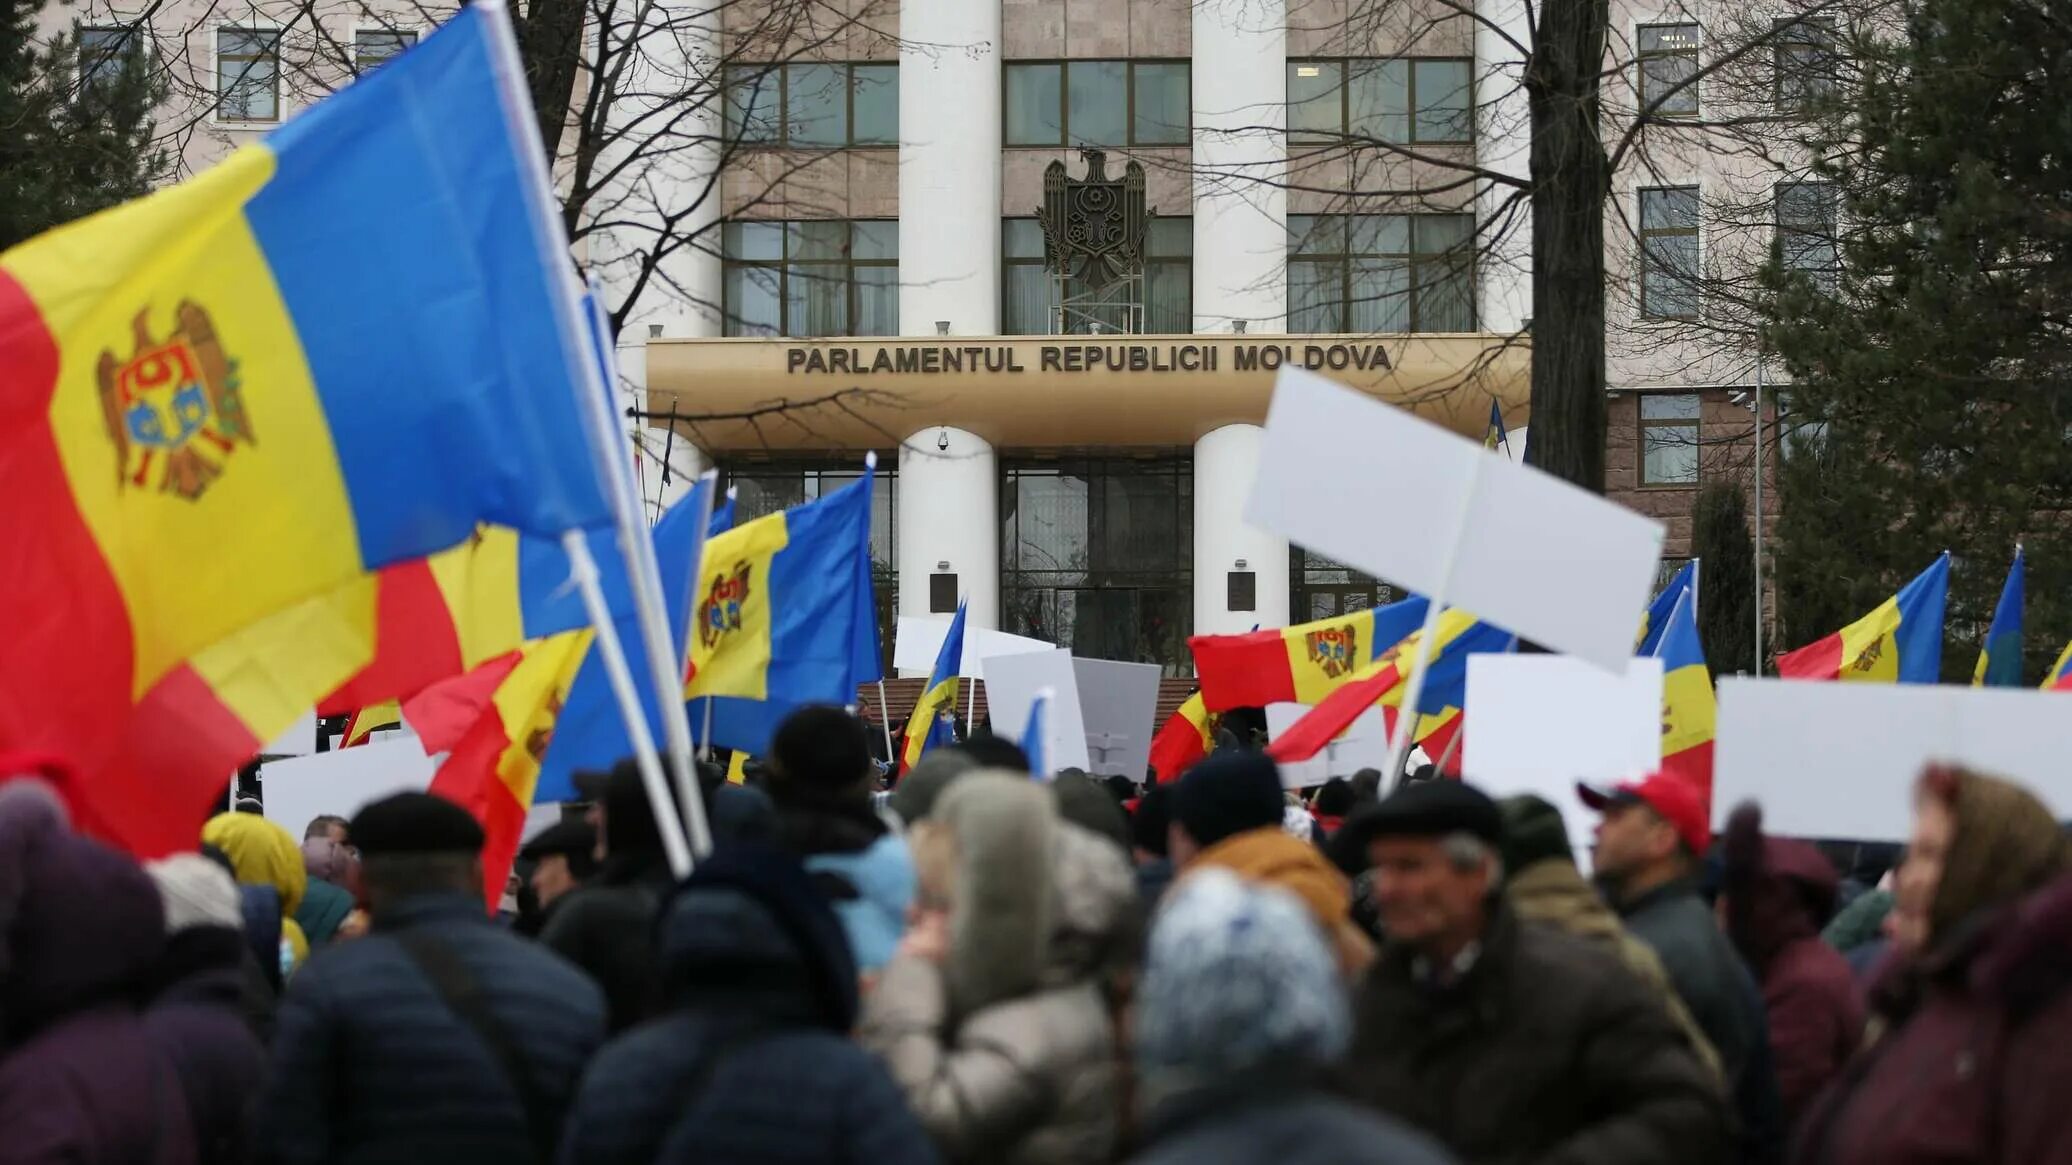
[511,0,586,168]
[1521,0,1611,494]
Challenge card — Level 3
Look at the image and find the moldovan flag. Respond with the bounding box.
[1266,610,1512,764]
[1190,595,1430,712]
[410,629,594,911]
[341,700,401,747]
[1149,692,1217,784]
[1654,591,1716,802]
[2042,642,2072,691]
[1777,553,1949,683]
[1973,546,2023,687]
[901,601,966,773]
[1637,560,1699,656]
[0,5,617,855]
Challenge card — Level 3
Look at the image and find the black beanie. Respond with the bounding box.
[351,792,485,856]
[1497,793,1576,874]
[1171,751,1285,850]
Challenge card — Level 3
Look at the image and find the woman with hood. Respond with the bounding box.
[203,813,310,979]
[1793,765,2072,1165]
[860,772,1137,1165]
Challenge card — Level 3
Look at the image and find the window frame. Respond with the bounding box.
[1001,59,1193,149]
[1638,393,1702,487]
[1774,179,1839,293]
[723,61,899,149]
[1286,212,1478,334]
[1285,56,1476,146]
[1773,17,1839,112]
[77,24,143,92]
[1636,23,1701,117]
[1638,185,1702,320]
[719,219,899,338]
[350,26,418,75]
[214,24,282,125]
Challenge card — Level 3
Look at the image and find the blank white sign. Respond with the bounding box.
[892,616,1055,677]
[260,738,438,840]
[1266,702,1395,790]
[1244,368,1664,673]
[1073,659,1163,780]
[1715,678,2072,841]
[979,649,1092,773]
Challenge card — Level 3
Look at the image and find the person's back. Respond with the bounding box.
[542,761,682,1034]
[255,794,605,1165]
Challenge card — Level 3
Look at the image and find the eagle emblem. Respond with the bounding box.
[697,561,754,650]
[1305,624,1359,679]
[96,302,255,500]
[524,691,565,763]
[1848,636,1885,674]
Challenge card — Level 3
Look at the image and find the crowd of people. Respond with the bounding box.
[1,707,2069,1165]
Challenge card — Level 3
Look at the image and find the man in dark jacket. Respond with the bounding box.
[559,843,940,1164]
[254,793,605,1165]
[1584,776,1784,1163]
[542,760,684,1034]
[1340,780,1728,1165]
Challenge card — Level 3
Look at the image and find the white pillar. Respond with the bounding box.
[1192,0,1288,333]
[899,0,1001,335]
[1194,425,1289,635]
[897,428,999,672]
[1475,0,1533,334]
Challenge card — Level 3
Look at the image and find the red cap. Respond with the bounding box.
[1578,774,1712,858]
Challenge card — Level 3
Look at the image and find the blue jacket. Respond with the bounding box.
[254,892,606,1165]
[560,844,939,1165]
[804,833,915,974]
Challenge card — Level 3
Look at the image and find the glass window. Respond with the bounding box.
[1776,181,1837,292]
[726,62,898,147]
[1289,57,1472,145]
[1145,217,1192,333]
[1291,547,1398,622]
[1639,186,1701,319]
[1001,217,1191,335]
[722,220,897,337]
[1638,24,1700,116]
[353,28,416,73]
[724,64,780,143]
[1002,218,1050,335]
[216,28,280,122]
[785,63,848,146]
[79,26,140,90]
[1286,213,1475,333]
[1005,60,1190,147]
[1640,394,1701,485]
[852,63,898,145]
[1775,19,1838,111]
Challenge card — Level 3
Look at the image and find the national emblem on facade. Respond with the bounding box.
[96,302,255,500]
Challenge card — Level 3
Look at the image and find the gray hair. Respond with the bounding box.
[1441,831,1504,883]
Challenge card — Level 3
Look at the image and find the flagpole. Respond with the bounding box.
[1382,460,1482,790]
[874,679,897,765]
[561,531,695,876]
[698,697,715,763]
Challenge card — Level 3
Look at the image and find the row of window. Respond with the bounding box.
[1636,18,1840,117]
[718,213,1478,337]
[78,25,419,122]
[1637,181,1837,319]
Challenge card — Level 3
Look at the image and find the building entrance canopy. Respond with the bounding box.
[644,332,1528,451]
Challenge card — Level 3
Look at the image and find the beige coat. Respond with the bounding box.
[861,774,1137,1165]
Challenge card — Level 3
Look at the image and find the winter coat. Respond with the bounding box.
[1188,826,1375,979]
[254,891,606,1165]
[204,814,310,971]
[1792,871,2072,1165]
[1129,1076,1458,1165]
[294,879,355,948]
[1506,858,1721,1080]
[804,832,916,975]
[559,844,940,1165]
[860,777,1137,1165]
[537,853,675,1034]
[0,789,194,1165]
[145,927,270,1165]
[1820,890,1891,957]
[1345,899,1729,1165]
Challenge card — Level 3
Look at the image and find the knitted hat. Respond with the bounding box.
[1498,794,1577,873]
[146,854,244,934]
[1170,752,1285,850]
[349,792,485,856]
[768,705,874,799]
[1131,784,1174,857]
[888,748,980,824]
[1052,771,1132,851]
[1134,868,1348,1082]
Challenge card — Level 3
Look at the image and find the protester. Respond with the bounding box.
[765,705,917,979]
[1129,868,1457,1165]
[298,838,361,946]
[1167,752,1372,978]
[887,747,980,825]
[1052,769,1133,852]
[256,792,605,1163]
[206,811,313,979]
[1820,875,1894,980]
[0,781,196,1164]
[1311,777,1355,835]
[1496,794,1721,1080]
[305,815,351,849]
[1793,765,2072,1165]
[1341,779,1728,1164]
[544,760,684,1033]
[1348,767,1385,806]
[514,818,597,936]
[1584,775,1784,1162]
[144,853,271,1163]
[1718,803,1863,1130]
[559,843,940,1165]
[861,772,1135,1164]
[1130,784,1177,905]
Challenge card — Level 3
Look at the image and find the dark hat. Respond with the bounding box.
[1170,751,1285,850]
[1497,794,1575,873]
[888,748,980,824]
[350,792,484,856]
[1579,774,1711,858]
[1051,771,1131,851]
[768,705,874,798]
[1337,779,1503,856]
[1131,783,1174,857]
[519,819,596,862]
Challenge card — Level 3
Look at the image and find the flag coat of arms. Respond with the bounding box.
[1190,595,1430,711]
[1777,553,1948,683]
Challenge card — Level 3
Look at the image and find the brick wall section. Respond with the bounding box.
[1603,387,1783,560]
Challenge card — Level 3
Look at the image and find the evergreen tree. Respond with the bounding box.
[0,7,168,251]
[1691,482,1756,676]
[1761,0,2072,682]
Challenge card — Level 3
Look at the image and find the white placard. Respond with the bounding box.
[1266,702,1395,790]
[1244,368,1664,672]
[893,616,1055,677]
[260,711,318,758]
[260,739,437,840]
[1716,678,2072,842]
[1072,659,1163,780]
[979,649,1092,773]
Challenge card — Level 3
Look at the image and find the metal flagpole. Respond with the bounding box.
[1753,357,1765,673]
[1383,460,1482,789]
[875,680,898,764]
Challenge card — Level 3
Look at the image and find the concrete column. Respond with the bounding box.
[897,428,999,673]
[1475,0,1533,334]
[1194,424,1289,635]
[1192,0,1288,333]
[899,0,1001,335]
